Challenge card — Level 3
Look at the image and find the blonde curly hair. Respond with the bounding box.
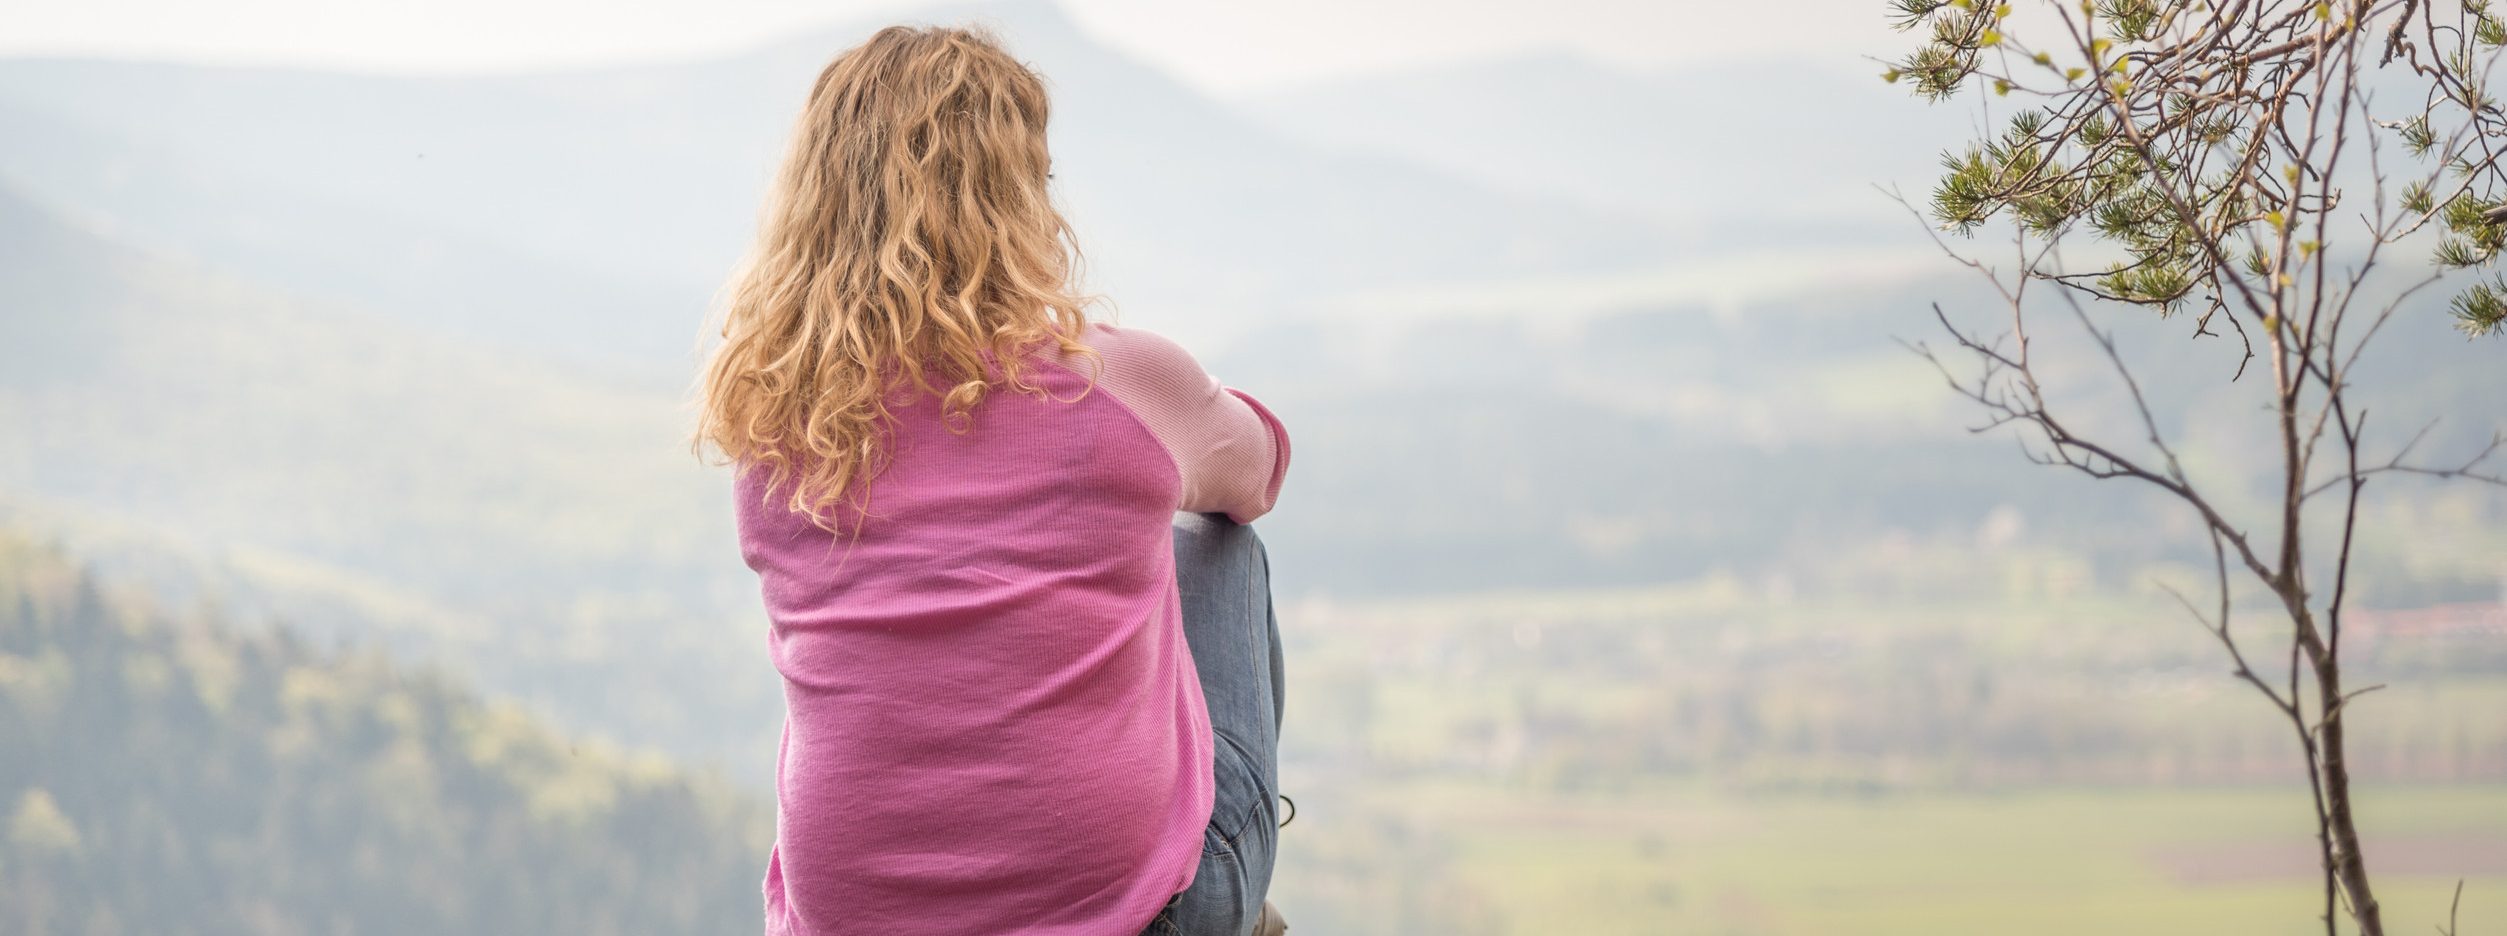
[697,25,1094,529]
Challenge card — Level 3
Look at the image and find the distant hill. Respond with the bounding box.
[1213,253,2507,602]
[0,179,781,770]
[1240,53,1971,242]
[0,530,768,935]
[0,0,1681,367]
[1237,51,2440,248]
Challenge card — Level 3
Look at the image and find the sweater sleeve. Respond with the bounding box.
[1083,325,1291,523]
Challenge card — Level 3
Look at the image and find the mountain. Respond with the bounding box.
[1209,247,2507,601]
[0,0,1683,368]
[0,179,781,770]
[1238,49,2465,260]
[0,530,768,935]
[1240,52,1979,246]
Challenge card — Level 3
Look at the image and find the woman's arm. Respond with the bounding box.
[1083,325,1291,523]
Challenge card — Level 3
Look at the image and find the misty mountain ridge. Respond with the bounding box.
[0,179,780,769]
[0,0,1714,373]
[1241,48,1978,242]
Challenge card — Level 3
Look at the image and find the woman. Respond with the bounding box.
[696,25,1292,936]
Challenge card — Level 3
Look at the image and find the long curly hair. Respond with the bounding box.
[697,25,1094,529]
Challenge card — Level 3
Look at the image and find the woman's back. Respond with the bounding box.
[736,323,1288,934]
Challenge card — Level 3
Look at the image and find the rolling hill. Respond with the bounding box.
[0,529,768,935]
[0,179,780,770]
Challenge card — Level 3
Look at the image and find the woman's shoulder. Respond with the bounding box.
[1076,321,1191,363]
[1067,322,1212,393]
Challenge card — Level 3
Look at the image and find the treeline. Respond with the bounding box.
[0,534,768,936]
[1286,600,2507,794]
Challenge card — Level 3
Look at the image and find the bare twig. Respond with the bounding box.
[1878,2,2507,933]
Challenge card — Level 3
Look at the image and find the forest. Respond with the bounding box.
[0,531,767,935]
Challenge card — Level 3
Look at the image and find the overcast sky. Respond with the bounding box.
[2,0,1903,95]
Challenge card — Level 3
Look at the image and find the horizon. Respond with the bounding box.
[2,0,1903,95]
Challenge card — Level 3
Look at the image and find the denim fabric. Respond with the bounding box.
[1137,514,1283,936]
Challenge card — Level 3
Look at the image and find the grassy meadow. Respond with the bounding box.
[1288,782,2507,935]
[1267,570,2507,934]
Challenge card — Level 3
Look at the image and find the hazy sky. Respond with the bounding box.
[2,0,1902,94]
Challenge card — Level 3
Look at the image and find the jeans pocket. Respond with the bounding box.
[1160,728,1274,935]
[1167,839,1249,936]
[1137,893,1186,936]
[1205,729,1270,856]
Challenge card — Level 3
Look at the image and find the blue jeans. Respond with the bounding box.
[1137,514,1284,936]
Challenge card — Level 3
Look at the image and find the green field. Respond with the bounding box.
[1279,783,2507,935]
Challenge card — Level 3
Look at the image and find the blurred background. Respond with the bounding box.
[1,0,2503,933]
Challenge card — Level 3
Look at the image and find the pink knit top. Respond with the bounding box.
[734,323,1290,936]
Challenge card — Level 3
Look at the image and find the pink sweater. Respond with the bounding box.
[735,323,1290,936]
